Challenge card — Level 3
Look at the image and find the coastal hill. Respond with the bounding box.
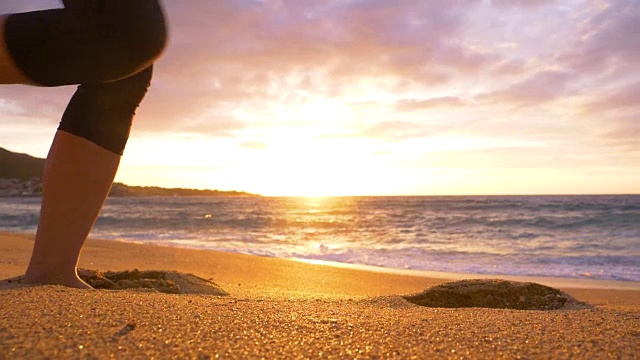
[0,147,256,197]
[108,183,255,197]
[0,147,45,180]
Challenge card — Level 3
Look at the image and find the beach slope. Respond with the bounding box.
[1,232,638,358]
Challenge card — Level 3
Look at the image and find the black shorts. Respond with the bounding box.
[5,0,167,86]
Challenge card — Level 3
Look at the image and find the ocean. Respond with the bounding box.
[1,195,638,282]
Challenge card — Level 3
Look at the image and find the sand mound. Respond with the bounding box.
[1,269,229,296]
[404,279,590,310]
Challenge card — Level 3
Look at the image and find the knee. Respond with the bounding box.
[58,67,154,155]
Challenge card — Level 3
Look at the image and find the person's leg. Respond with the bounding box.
[23,131,120,288]
[0,1,165,288]
[23,67,153,288]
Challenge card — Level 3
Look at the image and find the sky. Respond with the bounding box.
[0,0,638,196]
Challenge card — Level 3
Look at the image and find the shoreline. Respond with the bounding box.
[289,257,640,291]
[3,230,639,290]
[1,231,639,303]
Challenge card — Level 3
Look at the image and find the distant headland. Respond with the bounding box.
[0,147,257,197]
[107,183,256,197]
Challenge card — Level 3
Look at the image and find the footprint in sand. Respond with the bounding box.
[0,269,229,296]
[403,279,591,310]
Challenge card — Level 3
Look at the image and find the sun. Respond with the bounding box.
[243,134,385,197]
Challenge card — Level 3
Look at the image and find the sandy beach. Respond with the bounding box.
[1,231,638,359]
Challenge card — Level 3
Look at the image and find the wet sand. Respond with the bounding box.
[1,232,638,358]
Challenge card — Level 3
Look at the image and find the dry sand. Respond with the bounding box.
[1,232,638,359]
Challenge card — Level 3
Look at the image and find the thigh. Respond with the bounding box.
[3,1,166,86]
[0,15,38,85]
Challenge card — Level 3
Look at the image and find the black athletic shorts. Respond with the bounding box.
[5,0,167,86]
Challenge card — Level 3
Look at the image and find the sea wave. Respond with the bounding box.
[2,194,639,281]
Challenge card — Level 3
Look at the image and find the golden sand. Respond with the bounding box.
[1,232,638,358]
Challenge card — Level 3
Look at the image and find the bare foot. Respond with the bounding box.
[23,270,93,289]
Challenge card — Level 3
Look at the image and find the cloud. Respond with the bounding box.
[395,96,466,112]
[176,115,247,137]
[561,0,640,74]
[583,81,640,113]
[490,0,557,8]
[489,58,529,76]
[404,144,634,170]
[0,1,499,135]
[603,121,640,141]
[576,81,639,152]
[476,70,573,106]
[594,112,640,152]
[359,120,432,141]
[1,0,637,161]
[129,0,498,134]
[0,86,74,122]
[0,1,61,13]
